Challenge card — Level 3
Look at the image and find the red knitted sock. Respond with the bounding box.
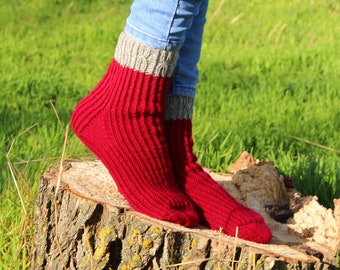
[71,33,198,227]
[165,116,272,243]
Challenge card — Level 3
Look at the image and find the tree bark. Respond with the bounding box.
[31,160,339,269]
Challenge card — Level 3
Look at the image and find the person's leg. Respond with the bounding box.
[164,0,272,243]
[71,0,204,227]
[124,0,202,51]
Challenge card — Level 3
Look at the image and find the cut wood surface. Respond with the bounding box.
[31,153,340,269]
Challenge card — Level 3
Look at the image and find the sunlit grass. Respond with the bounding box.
[0,0,339,267]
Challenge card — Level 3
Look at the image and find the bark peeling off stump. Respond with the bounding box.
[31,160,340,269]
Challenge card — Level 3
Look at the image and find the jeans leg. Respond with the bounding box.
[168,0,209,98]
[124,0,203,51]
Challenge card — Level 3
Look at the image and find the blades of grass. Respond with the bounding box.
[5,124,38,216]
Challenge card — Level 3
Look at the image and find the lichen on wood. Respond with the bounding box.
[31,156,340,269]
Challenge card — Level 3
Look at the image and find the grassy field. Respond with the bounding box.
[0,0,339,268]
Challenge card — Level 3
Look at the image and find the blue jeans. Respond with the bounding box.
[124,0,209,98]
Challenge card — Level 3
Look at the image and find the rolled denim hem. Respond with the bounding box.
[124,23,183,51]
[124,0,202,51]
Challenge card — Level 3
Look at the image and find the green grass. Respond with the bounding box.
[194,0,340,206]
[0,0,339,268]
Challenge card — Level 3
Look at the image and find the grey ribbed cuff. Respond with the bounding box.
[165,95,194,120]
[114,32,178,78]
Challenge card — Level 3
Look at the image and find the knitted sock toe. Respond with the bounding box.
[71,33,199,227]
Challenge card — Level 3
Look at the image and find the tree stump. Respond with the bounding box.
[31,157,340,269]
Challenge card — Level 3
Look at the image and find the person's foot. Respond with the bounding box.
[164,96,272,243]
[71,33,199,227]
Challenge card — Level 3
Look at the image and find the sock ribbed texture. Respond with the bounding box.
[71,33,199,227]
[165,96,272,243]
